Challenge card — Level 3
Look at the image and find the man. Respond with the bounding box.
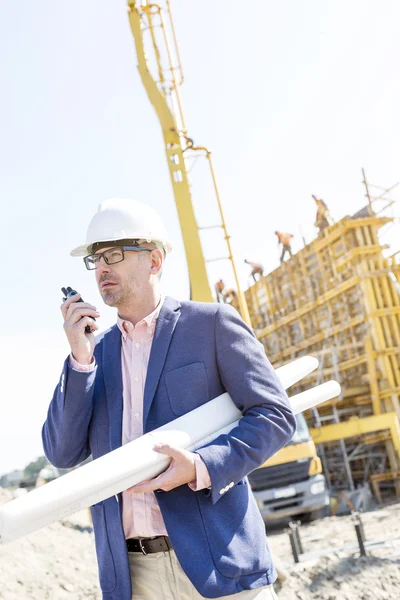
[312,195,333,234]
[274,231,293,263]
[222,287,237,304]
[43,198,296,600]
[215,278,226,303]
[215,280,237,304]
[244,259,264,283]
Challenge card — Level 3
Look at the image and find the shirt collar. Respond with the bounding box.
[117,295,165,341]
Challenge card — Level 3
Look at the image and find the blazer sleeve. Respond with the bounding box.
[196,304,296,504]
[41,357,97,469]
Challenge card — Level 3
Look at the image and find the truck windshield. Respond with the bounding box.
[287,413,311,445]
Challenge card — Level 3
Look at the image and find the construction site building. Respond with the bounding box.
[239,209,400,503]
[127,0,400,505]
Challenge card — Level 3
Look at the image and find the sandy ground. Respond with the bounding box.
[2,487,400,599]
[0,488,101,600]
[267,502,400,600]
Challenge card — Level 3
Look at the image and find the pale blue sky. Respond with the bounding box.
[1,1,399,475]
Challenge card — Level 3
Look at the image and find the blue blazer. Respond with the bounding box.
[43,297,296,599]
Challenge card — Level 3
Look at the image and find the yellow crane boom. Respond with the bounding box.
[127,0,251,324]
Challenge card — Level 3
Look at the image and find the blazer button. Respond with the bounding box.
[228,482,234,489]
[219,488,225,495]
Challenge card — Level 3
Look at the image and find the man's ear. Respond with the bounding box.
[150,248,163,276]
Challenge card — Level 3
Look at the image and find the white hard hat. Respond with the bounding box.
[70,198,173,256]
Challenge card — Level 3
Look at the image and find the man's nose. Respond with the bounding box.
[96,258,111,275]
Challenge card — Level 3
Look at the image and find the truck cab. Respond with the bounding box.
[248,413,329,522]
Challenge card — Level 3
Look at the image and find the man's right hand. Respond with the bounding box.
[61,293,100,365]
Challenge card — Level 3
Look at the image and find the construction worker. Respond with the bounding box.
[274,231,293,263]
[313,195,332,234]
[244,259,264,282]
[215,280,237,304]
[223,287,237,303]
[42,198,295,600]
[215,278,225,303]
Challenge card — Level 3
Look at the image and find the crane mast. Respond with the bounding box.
[127,0,251,325]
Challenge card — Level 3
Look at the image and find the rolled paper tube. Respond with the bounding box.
[288,380,341,414]
[190,380,341,451]
[0,355,336,544]
[275,356,319,390]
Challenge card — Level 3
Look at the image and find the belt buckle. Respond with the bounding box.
[138,538,147,555]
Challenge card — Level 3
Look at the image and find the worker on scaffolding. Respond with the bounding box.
[313,195,333,234]
[275,231,293,263]
[222,287,237,304]
[215,280,237,304]
[244,259,264,282]
[215,279,225,303]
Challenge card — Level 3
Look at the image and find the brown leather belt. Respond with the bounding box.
[126,535,172,554]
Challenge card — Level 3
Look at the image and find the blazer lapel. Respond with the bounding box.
[143,297,181,426]
[102,324,123,451]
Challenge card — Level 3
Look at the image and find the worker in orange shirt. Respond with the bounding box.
[222,287,237,304]
[215,280,237,304]
[244,259,264,282]
[313,195,332,233]
[215,279,225,303]
[275,231,293,263]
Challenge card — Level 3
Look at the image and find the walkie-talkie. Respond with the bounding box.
[61,287,95,334]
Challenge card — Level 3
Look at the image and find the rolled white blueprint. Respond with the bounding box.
[192,380,341,451]
[0,356,339,544]
[275,356,318,390]
[287,380,340,414]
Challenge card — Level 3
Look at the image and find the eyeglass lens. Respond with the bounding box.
[85,247,124,269]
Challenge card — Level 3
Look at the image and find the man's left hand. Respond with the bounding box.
[127,443,196,493]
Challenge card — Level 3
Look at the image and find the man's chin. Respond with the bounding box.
[100,290,119,307]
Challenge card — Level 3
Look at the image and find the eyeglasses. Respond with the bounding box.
[83,246,152,270]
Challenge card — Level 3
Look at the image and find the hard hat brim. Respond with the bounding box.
[70,237,172,257]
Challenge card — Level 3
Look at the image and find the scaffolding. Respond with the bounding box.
[242,201,400,501]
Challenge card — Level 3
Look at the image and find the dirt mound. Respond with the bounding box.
[279,555,400,599]
[2,487,400,599]
[0,488,13,505]
[269,502,400,600]
[0,490,100,600]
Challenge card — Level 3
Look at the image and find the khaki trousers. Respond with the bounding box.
[128,550,278,600]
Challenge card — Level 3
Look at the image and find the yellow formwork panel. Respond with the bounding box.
[247,214,400,414]
[244,212,400,495]
[310,412,400,459]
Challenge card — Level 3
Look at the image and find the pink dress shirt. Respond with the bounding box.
[70,296,210,539]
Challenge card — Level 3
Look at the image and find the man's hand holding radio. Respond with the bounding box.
[61,292,100,365]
